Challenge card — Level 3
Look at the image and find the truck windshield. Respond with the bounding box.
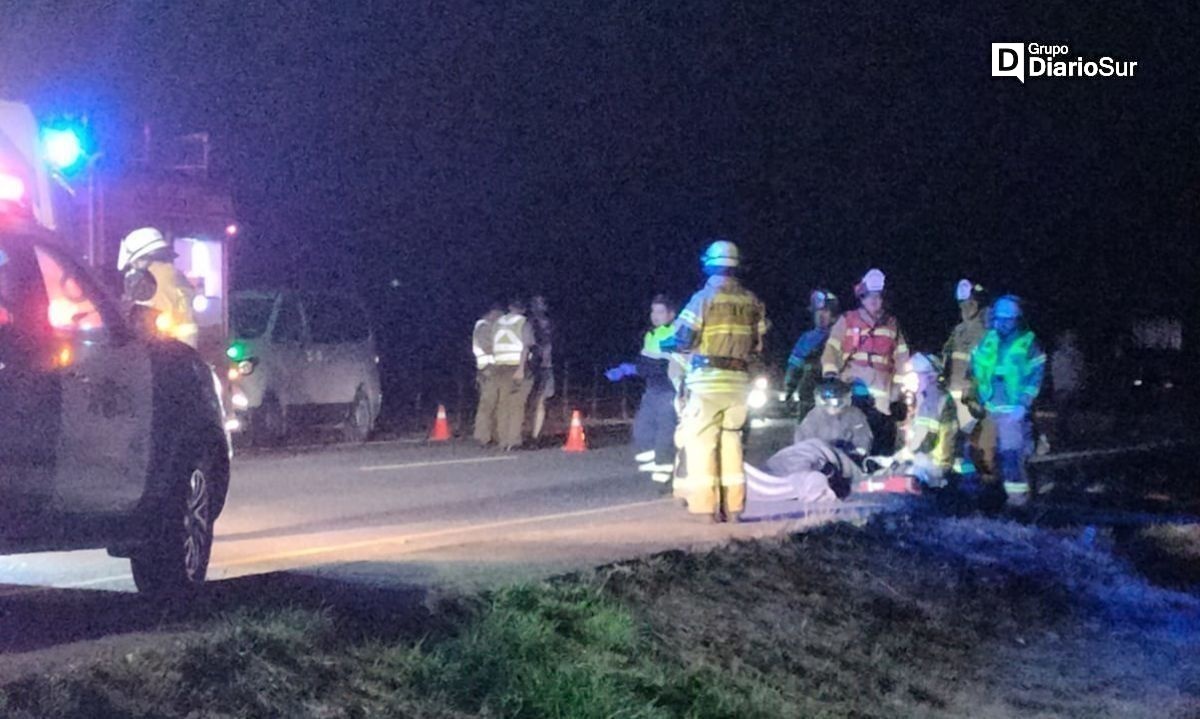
[231,297,275,339]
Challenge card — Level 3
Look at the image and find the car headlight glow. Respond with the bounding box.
[748,388,768,409]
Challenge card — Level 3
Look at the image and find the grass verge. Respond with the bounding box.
[2,513,1198,718]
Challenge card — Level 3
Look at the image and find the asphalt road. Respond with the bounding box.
[0,421,870,597]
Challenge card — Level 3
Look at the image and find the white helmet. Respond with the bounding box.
[855,268,886,298]
[117,227,169,272]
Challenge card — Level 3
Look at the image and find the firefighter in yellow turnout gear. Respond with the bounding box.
[117,227,198,348]
[666,240,767,522]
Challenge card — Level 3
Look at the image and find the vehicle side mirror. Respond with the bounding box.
[124,269,158,304]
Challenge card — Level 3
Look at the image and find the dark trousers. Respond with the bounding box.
[632,388,678,465]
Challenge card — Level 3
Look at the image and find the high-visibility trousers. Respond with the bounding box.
[633,387,678,467]
[673,389,748,516]
[976,408,1032,493]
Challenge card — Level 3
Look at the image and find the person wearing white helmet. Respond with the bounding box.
[941,279,989,476]
[117,227,198,349]
[970,294,1045,509]
[893,353,957,486]
[820,268,910,451]
[664,238,768,523]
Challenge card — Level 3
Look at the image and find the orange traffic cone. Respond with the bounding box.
[563,410,588,452]
[429,404,452,442]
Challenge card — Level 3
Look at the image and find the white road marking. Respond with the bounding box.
[359,456,518,472]
[8,498,670,592]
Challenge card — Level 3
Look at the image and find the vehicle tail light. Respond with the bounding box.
[0,172,25,202]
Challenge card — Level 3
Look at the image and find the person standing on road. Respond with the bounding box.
[971,295,1046,509]
[527,295,555,443]
[472,303,505,447]
[493,298,537,451]
[821,268,909,454]
[606,294,686,484]
[666,239,768,523]
[784,289,839,422]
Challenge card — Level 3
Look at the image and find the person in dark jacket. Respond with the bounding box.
[606,295,685,483]
[784,289,839,421]
[745,379,873,504]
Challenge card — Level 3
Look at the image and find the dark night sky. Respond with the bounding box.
[2,1,1197,399]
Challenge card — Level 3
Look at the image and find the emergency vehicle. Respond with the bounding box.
[0,100,231,594]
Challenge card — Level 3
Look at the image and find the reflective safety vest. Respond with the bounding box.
[837,310,902,373]
[972,329,1045,412]
[144,261,198,349]
[642,324,688,392]
[493,313,528,366]
[472,318,495,370]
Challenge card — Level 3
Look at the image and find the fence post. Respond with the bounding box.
[561,362,571,424]
[620,376,629,420]
[591,364,600,419]
[456,374,466,432]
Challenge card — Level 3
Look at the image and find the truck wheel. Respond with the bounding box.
[343,389,372,443]
[131,446,216,595]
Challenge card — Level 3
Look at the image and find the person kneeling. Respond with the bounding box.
[745,380,873,504]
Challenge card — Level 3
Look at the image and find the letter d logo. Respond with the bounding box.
[991,43,1025,83]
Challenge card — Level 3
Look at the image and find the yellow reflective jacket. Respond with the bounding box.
[144,261,198,348]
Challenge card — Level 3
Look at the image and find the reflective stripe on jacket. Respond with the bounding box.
[493,313,531,366]
[673,275,767,393]
[472,318,495,370]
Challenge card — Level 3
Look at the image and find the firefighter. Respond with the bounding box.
[527,295,555,442]
[605,294,686,483]
[970,295,1046,509]
[783,289,839,422]
[472,303,505,447]
[117,227,198,348]
[745,379,872,505]
[942,279,988,437]
[666,239,767,522]
[820,268,909,453]
[492,298,537,451]
[796,378,874,453]
[895,353,957,486]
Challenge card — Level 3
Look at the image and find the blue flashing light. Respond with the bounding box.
[42,126,87,172]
